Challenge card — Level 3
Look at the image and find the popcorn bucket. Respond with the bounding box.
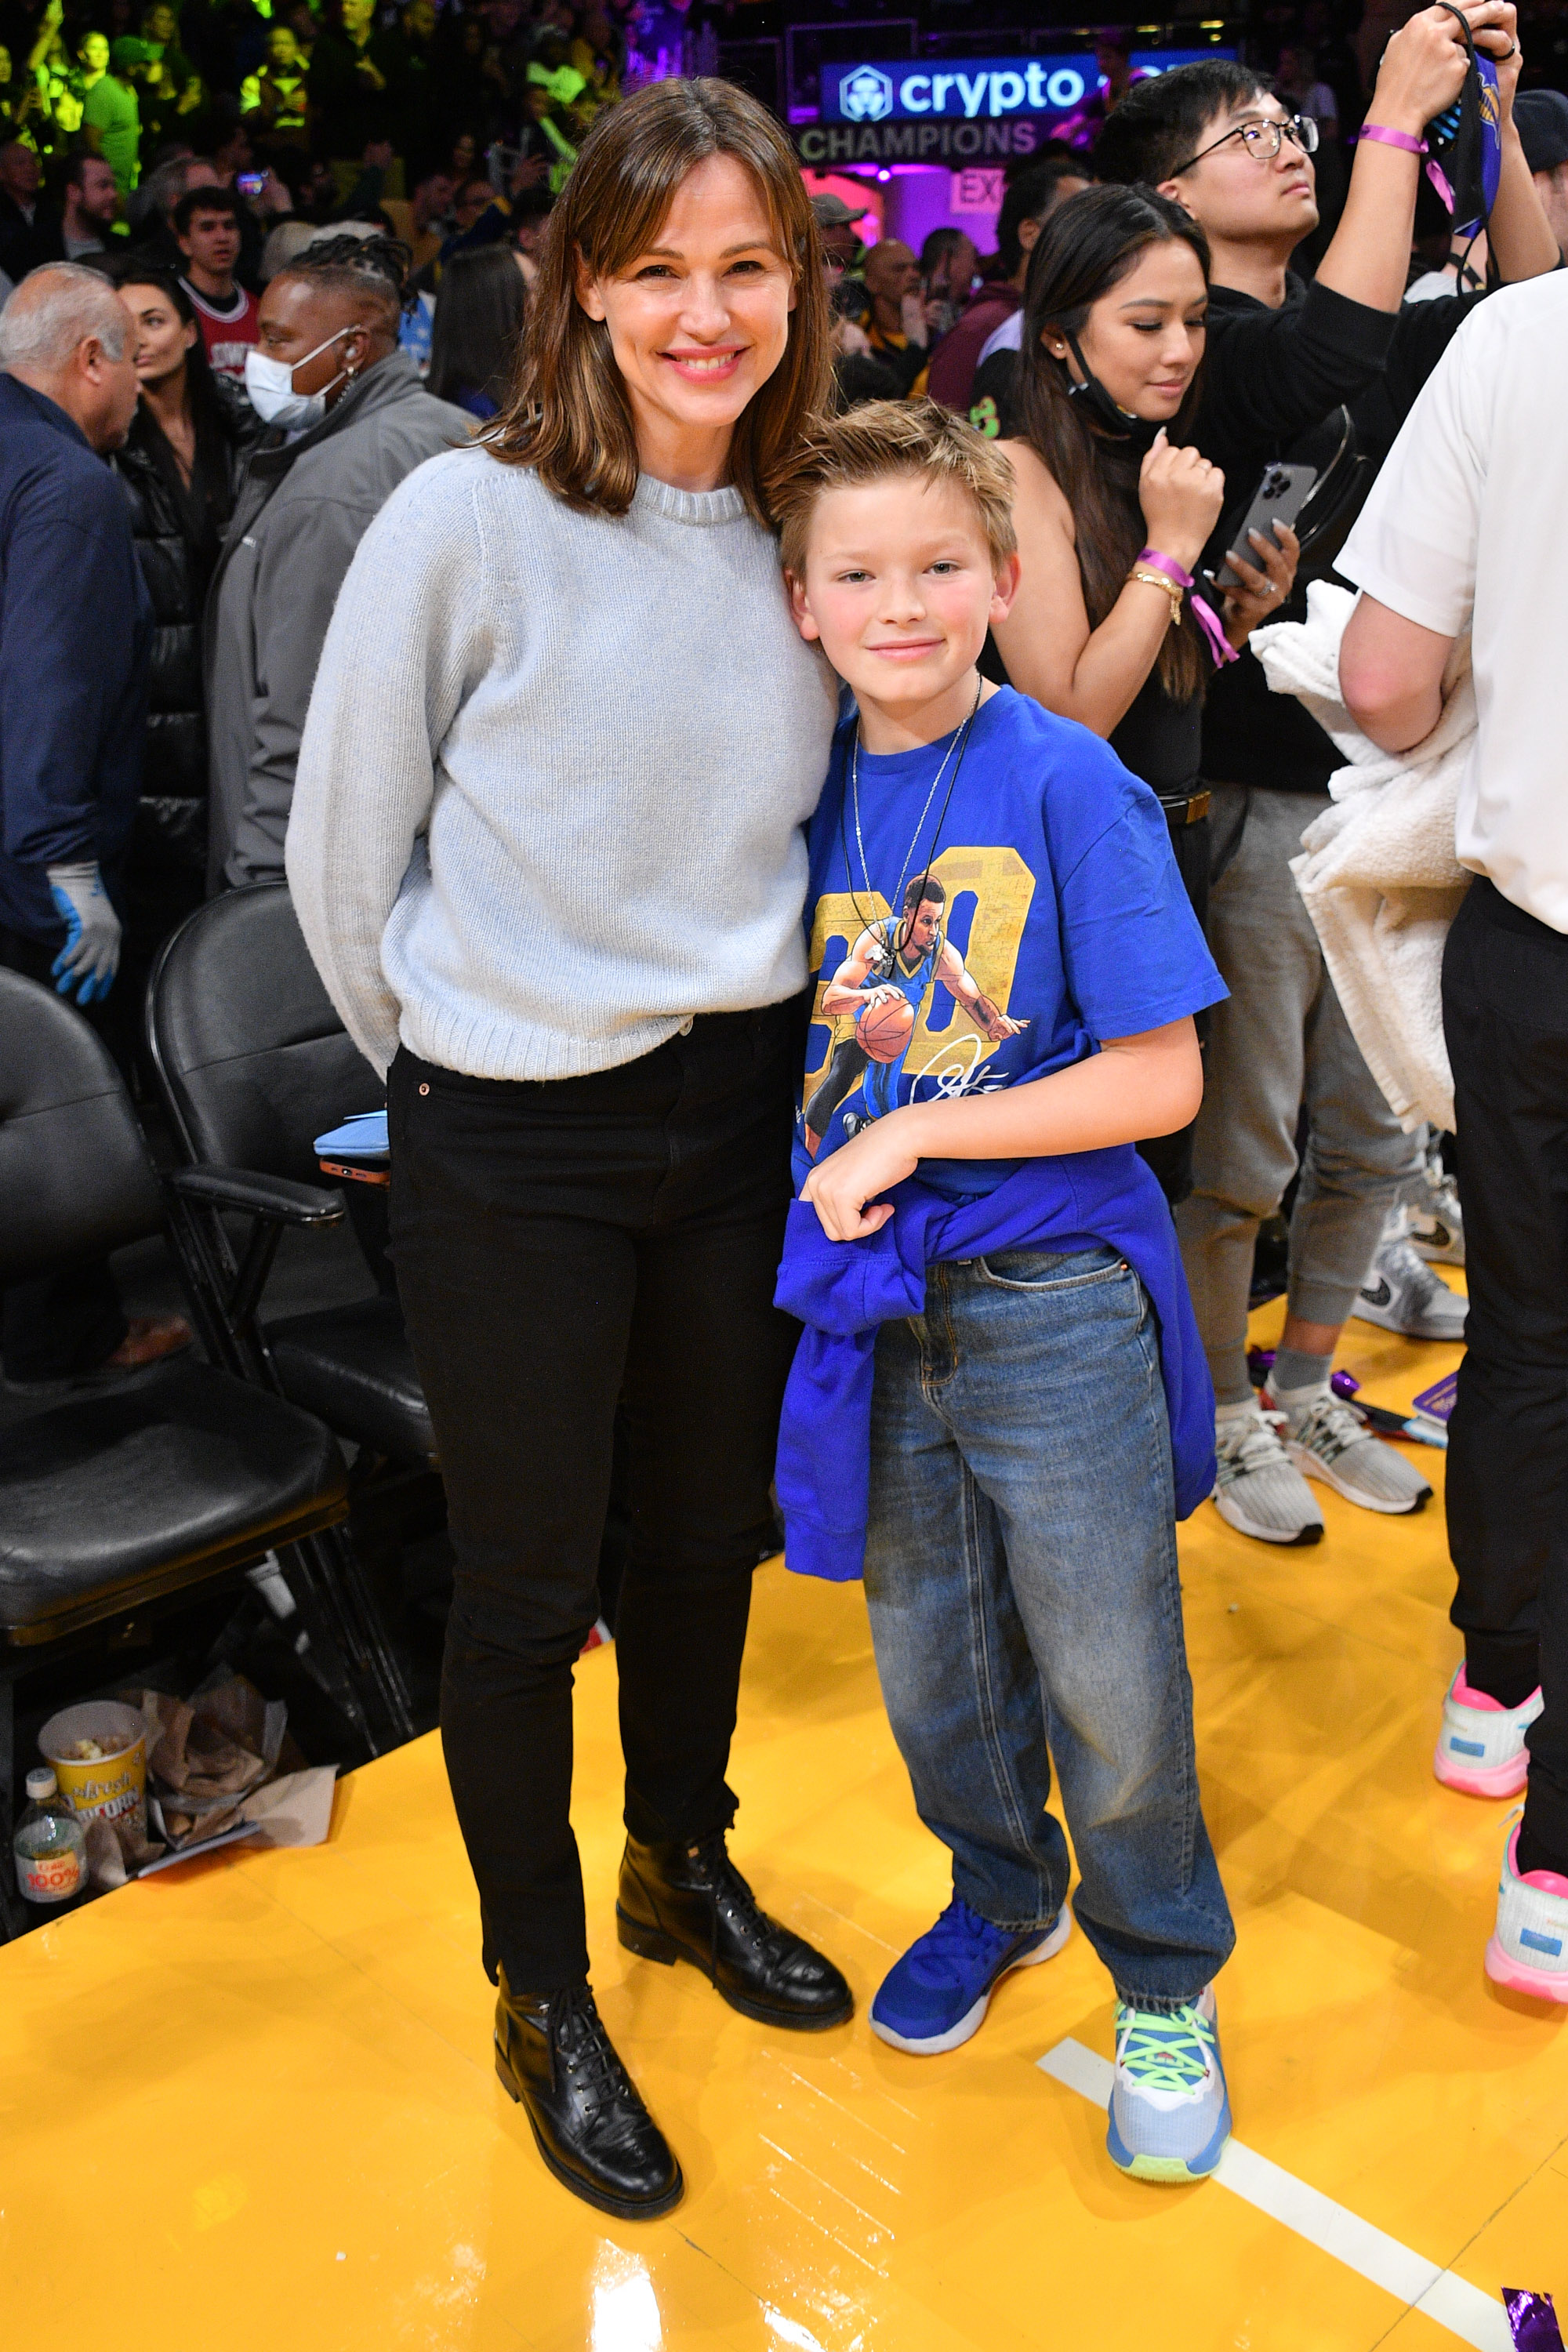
[40,1701,147,1836]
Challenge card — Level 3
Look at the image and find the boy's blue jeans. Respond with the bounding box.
[863,1243,1235,2013]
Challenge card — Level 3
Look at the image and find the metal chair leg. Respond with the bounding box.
[311,1526,416,1747]
[275,1538,380,1761]
[0,1680,30,1944]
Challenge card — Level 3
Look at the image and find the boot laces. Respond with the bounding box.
[691,1833,789,1962]
[554,1988,637,2121]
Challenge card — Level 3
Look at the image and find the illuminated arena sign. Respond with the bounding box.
[797,49,1233,165]
[822,55,1098,123]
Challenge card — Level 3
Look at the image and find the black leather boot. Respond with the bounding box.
[493,1970,683,2220]
[617,1832,854,2031]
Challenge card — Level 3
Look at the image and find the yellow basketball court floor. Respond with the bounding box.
[5,1287,1566,2351]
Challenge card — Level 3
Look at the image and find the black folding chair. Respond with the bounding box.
[0,971,410,1937]
[145,884,436,1485]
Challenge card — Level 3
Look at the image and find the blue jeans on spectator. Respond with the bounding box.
[863,1243,1235,2013]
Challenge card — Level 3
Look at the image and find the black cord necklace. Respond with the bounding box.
[839,679,985,960]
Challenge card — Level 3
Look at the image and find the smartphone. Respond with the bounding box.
[1213,460,1316,588]
[236,169,267,198]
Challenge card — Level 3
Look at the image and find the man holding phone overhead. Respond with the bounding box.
[1094,13,1560,1549]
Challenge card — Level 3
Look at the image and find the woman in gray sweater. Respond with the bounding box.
[287,81,846,2220]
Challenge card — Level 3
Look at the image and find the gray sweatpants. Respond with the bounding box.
[1174,786,1424,1406]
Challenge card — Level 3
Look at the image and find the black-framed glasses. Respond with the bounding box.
[1171,112,1320,173]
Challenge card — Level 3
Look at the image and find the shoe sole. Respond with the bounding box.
[1285,1442,1432,1516]
[1212,1488,1323,1546]
[494,2046,685,2220]
[1432,1741,1529,1798]
[868,1911,1073,2056]
[1351,1299,1466,1343]
[1106,2091,1232,2183]
[1484,1936,1568,2004]
[615,1906,855,2031]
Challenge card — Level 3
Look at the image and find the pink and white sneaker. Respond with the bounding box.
[1433,1667,1542,1798]
[1486,1820,1568,2003]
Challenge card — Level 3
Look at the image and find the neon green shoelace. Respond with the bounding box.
[1116,2004,1215,2093]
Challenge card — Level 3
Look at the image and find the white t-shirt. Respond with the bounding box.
[1403,269,1458,303]
[976,308,1023,370]
[1338,272,1568,933]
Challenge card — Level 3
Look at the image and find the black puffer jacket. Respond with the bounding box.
[113,374,263,877]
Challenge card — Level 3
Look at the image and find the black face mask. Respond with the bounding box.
[1059,328,1163,455]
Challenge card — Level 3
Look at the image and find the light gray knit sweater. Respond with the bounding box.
[285,448,838,1080]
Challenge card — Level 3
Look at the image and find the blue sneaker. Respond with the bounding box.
[1106,1987,1231,2183]
[869,1896,1070,2054]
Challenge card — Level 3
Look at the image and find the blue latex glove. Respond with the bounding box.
[46,862,122,1004]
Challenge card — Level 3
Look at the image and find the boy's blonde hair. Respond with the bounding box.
[776,397,1017,581]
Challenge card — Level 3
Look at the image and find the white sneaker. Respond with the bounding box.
[1212,1403,1323,1545]
[1407,1163,1465,1266]
[1433,1666,1542,1798]
[1353,1233,1467,1344]
[1264,1380,1433,1515]
[1486,1817,1568,2003]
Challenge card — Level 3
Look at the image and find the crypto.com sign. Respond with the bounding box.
[823,55,1097,122]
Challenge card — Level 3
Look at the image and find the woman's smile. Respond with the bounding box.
[659,344,746,381]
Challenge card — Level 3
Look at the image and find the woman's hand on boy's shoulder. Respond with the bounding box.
[799,1113,920,1242]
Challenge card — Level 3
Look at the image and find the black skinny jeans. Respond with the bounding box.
[1444,880,1568,1867]
[387,1007,801,1991]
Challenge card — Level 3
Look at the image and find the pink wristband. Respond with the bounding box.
[1138,546,1196,590]
[1357,123,1428,154]
[1135,547,1237,669]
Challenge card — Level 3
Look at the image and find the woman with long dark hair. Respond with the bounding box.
[425,241,525,416]
[285,79,848,2222]
[111,265,260,969]
[992,183,1298,1203]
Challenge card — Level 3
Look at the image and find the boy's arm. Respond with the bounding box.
[799,1018,1203,1241]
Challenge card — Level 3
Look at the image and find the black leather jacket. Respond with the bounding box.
[113,373,263,871]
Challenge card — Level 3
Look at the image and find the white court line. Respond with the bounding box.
[1038,2039,1512,2352]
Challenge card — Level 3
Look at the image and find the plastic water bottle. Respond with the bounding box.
[13,1767,86,1907]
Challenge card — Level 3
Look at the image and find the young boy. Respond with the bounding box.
[774,400,1236,2183]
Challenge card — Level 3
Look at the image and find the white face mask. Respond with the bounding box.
[244,326,354,430]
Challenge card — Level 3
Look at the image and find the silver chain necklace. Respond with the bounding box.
[848,679,984,949]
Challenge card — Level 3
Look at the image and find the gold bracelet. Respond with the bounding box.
[1127,568,1184,627]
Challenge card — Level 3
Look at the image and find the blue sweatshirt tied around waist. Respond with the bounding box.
[773,1145,1216,1584]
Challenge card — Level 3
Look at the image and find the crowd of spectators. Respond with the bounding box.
[0,0,628,261]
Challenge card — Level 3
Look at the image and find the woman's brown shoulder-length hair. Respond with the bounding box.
[487,78,831,526]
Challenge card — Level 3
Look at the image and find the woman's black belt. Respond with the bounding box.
[1156,789,1211,826]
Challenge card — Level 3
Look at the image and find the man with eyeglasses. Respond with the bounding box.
[1094,16,1560,1550]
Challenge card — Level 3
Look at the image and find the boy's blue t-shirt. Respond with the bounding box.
[795,686,1227,1202]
